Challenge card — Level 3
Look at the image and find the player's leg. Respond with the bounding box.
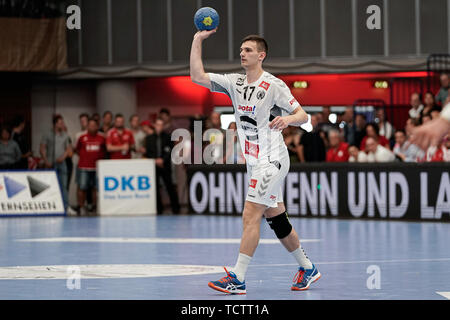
[207,200,266,295]
[264,198,320,290]
[264,203,312,268]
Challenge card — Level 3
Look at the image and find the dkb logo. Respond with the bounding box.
[104,176,151,191]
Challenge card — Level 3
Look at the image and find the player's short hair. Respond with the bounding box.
[241,35,268,55]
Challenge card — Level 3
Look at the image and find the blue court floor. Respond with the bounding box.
[0,215,449,300]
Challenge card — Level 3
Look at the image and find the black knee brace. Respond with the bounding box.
[266,211,292,239]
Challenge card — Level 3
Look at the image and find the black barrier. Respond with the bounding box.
[186,163,450,222]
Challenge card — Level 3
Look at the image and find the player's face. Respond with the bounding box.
[240,41,265,69]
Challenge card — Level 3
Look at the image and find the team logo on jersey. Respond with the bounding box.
[259,81,270,91]
[249,179,257,188]
[236,77,245,86]
[256,90,265,100]
[237,105,256,114]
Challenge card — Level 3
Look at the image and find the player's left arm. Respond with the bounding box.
[269,84,308,130]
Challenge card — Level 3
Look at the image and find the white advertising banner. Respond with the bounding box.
[97,159,157,215]
[0,170,65,216]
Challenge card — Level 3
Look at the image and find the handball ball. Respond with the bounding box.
[194,7,219,31]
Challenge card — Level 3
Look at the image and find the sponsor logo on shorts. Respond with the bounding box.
[249,179,258,188]
[270,195,276,201]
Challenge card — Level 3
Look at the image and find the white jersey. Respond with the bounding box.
[208,71,301,166]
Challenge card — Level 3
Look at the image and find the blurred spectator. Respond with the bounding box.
[425,142,447,162]
[74,113,89,146]
[348,145,368,162]
[100,111,113,134]
[129,114,146,159]
[422,113,432,124]
[283,126,302,163]
[360,122,390,151]
[144,118,180,214]
[75,118,106,216]
[404,118,426,163]
[435,73,449,106]
[393,129,423,162]
[445,136,450,162]
[92,113,101,125]
[63,124,74,190]
[205,112,226,163]
[341,107,357,146]
[138,120,154,155]
[73,113,91,212]
[420,92,437,121]
[159,108,175,134]
[430,106,442,120]
[354,114,367,148]
[318,106,337,138]
[408,92,424,120]
[375,108,394,141]
[224,122,245,164]
[106,114,135,159]
[141,120,154,136]
[0,126,21,169]
[326,129,349,162]
[40,115,72,210]
[299,114,326,162]
[365,137,395,162]
[11,115,31,169]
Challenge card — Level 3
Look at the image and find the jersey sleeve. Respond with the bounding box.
[208,73,233,98]
[273,81,301,114]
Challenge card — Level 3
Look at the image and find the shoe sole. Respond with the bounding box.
[208,282,246,295]
[291,272,321,291]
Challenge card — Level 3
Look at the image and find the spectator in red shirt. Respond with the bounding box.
[75,118,106,215]
[326,129,349,162]
[106,114,135,159]
[360,122,390,151]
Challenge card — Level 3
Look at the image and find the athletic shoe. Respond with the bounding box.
[208,267,246,295]
[291,264,321,291]
[66,206,79,216]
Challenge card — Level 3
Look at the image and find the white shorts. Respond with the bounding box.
[245,156,290,208]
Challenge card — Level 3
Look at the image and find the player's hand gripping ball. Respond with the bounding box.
[194,7,219,31]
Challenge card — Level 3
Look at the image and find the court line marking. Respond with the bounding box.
[16,237,321,244]
[436,292,450,300]
[251,257,450,267]
[0,264,230,280]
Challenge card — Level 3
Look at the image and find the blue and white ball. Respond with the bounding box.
[194,7,220,31]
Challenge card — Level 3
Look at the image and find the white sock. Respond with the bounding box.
[291,246,313,269]
[233,253,252,282]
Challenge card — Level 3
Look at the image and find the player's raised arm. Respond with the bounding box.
[190,29,217,89]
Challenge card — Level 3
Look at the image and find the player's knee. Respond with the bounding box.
[242,212,260,228]
[266,211,292,239]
